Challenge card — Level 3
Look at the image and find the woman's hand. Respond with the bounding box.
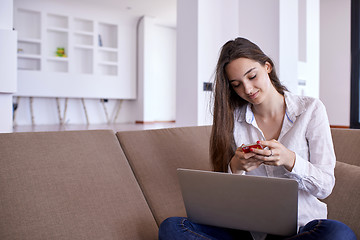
[229,146,264,173]
[251,139,296,172]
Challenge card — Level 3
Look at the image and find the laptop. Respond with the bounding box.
[177,168,298,236]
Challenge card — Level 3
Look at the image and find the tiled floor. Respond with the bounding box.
[12,122,188,133]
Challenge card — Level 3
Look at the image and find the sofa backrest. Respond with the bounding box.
[0,130,158,240]
[116,126,213,226]
[331,128,360,166]
[1,127,359,239]
[117,126,360,238]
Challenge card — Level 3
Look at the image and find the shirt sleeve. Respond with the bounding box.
[285,100,336,199]
[228,164,246,175]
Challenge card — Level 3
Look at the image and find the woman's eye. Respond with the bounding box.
[249,75,256,80]
[232,83,241,88]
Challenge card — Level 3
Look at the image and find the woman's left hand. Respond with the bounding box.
[251,139,296,172]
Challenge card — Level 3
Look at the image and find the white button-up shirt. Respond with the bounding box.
[231,91,336,239]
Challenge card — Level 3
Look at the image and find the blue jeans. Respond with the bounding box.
[158,217,357,240]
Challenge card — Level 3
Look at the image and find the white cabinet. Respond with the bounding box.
[14,8,135,99]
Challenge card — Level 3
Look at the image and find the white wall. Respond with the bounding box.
[238,0,280,75]
[135,16,176,123]
[176,0,240,126]
[240,0,350,127]
[239,0,351,126]
[279,0,299,93]
[298,0,320,98]
[198,0,240,125]
[151,24,176,121]
[9,0,354,128]
[176,0,199,126]
[320,0,351,126]
[0,0,17,133]
[239,0,300,94]
[13,97,131,125]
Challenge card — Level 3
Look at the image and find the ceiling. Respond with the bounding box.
[73,0,177,27]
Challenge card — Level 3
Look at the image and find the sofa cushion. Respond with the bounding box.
[0,130,158,240]
[331,128,360,166]
[116,126,213,226]
[323,161,360,238]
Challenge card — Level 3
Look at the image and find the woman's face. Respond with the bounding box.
[225,57,272,105]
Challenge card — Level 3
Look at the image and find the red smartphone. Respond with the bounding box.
[241,143,264,153]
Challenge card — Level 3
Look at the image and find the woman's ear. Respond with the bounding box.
[265,61,272,73]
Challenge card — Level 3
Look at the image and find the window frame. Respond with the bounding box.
[351,0,360,128]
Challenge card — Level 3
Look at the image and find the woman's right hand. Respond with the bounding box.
[229,146,264,173]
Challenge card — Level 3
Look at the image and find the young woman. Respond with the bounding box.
[158,37,356,240]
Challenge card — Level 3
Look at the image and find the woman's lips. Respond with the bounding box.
[248,90,259,100]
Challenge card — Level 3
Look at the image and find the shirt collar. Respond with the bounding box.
[235,102,255,124]
[235,91,306,124]
[283,91,306,123]
[235,103,251,124]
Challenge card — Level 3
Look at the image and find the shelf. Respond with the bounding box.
[18,41,41,55]
[47,27,68,33]
[18,54,41,59]
[15,9,42,72]
[16,9,41,39]
[46,30,68,57]
[18,38,41,43]
[74,45,93,50]
[74,18,93,33]
[47,56,69,62]
[18,58,41,71]
[74,48,93,74]
[98,61,117,66]
[98,50,117,62]
[98,22,118,48]
[73,30,93,36]
[98,46,118,52]
[47,13,68,29]
[74,33,93,46]
[47,59,68,72]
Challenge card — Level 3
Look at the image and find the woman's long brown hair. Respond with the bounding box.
[210,37,287,172]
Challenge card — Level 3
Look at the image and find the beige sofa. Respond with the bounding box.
[0,126,359,239]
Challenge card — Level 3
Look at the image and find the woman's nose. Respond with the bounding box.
[243,81,253,94]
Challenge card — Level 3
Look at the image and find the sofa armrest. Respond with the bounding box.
[322,161,360,239]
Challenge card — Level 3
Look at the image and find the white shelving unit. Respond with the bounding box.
[73,18,94,74]
[14,8,134,99]
[97,22,118,76]
[16,9,41,71]
[45,13,69,73]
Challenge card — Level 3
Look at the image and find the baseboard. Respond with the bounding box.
[135,120,176,124]
[330,125,350,129]
[133,122,350,128]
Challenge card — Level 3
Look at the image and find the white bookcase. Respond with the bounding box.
[45,13,69,72]
[97,22,118,76]
[14,8,135,99]
[16,8,41,71]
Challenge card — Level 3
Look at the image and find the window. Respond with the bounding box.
[351,0,360,128]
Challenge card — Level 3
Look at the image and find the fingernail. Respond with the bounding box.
[257,141,261,144]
